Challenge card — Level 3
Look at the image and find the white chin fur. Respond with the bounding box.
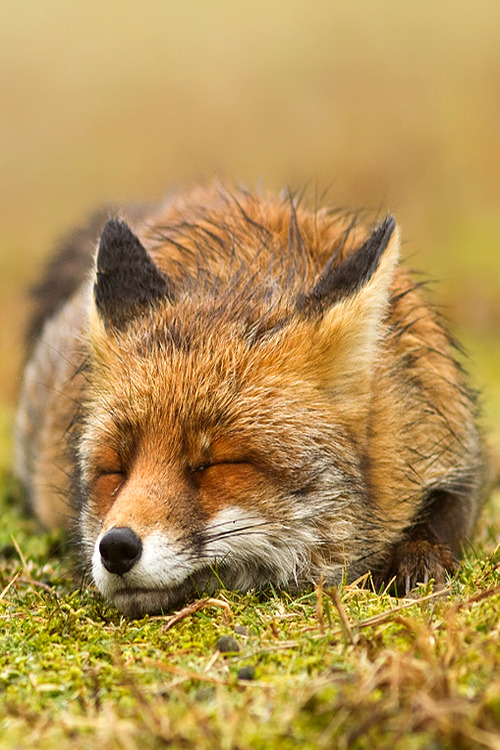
[91,506,345,616]
[91,529,192,611]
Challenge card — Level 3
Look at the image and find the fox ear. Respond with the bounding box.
[298,216,396,316]
[94,219,172,330]
[298,216,400,401]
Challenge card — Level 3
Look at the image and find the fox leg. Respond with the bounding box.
[374,490,472,595]
[375,528,457,596]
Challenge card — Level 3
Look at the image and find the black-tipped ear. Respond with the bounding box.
[94,219,172,330]
[298,215,396,315]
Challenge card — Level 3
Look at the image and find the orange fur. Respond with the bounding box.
[15,182,484,615]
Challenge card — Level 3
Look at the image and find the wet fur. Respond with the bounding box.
[15,182,484,616]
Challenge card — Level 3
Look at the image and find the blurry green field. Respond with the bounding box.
[1,2,500,748]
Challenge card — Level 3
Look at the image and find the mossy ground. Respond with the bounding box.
[0,438,499,750]
[2,3,500,748]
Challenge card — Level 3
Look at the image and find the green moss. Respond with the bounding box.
[0,483,498,750]
[2,354,500,750]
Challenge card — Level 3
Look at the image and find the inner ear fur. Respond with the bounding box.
[295,217,400,399]
[298,216,396,316]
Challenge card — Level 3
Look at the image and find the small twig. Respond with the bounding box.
[351,583,499,635]
[160,597,232,632]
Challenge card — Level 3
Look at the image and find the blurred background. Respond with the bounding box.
[2,0,499,464]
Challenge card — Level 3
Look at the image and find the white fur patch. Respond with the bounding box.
[95,508,308,607]
[91,505,350,615]
[92,529,190,601]
[203,506,316,586]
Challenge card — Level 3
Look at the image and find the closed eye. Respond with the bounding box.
[191,460,250,474]
[92,471,126,510]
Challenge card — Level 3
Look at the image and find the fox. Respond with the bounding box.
[15,182,484,618]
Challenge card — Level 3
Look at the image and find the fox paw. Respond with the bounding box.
[375,539,457,596]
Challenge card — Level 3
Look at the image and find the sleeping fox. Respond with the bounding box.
[15,182,484,617]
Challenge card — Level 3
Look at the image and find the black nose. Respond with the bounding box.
[99,527,143,576]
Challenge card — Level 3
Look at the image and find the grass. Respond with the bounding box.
[2,2,500,747]
[0,436,499,749]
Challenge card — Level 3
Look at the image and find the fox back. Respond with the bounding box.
[15,183,484,616]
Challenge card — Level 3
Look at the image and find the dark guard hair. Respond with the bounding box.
[95,219,173,331]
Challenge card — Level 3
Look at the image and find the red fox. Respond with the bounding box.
[15,182,484,617]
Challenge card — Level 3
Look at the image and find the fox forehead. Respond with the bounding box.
[85,328,334,458]
[89,292,330,408]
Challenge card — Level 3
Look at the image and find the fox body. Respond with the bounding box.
[15,183,483,617]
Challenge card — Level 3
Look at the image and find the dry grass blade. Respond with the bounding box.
[10,533,29,573]
[353,586,452,631]
[151,661,235,686]
[325,586,355,643]
[457,583,500,607]
[0,570,21,601]
[314,578,326,634]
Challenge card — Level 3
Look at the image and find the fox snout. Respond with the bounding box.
[99,527,143,576]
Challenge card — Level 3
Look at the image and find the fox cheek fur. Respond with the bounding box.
[15,185,484,617]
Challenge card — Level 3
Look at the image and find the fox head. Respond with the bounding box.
[76,210,399,616]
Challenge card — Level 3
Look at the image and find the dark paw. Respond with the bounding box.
[374,539,457,596]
